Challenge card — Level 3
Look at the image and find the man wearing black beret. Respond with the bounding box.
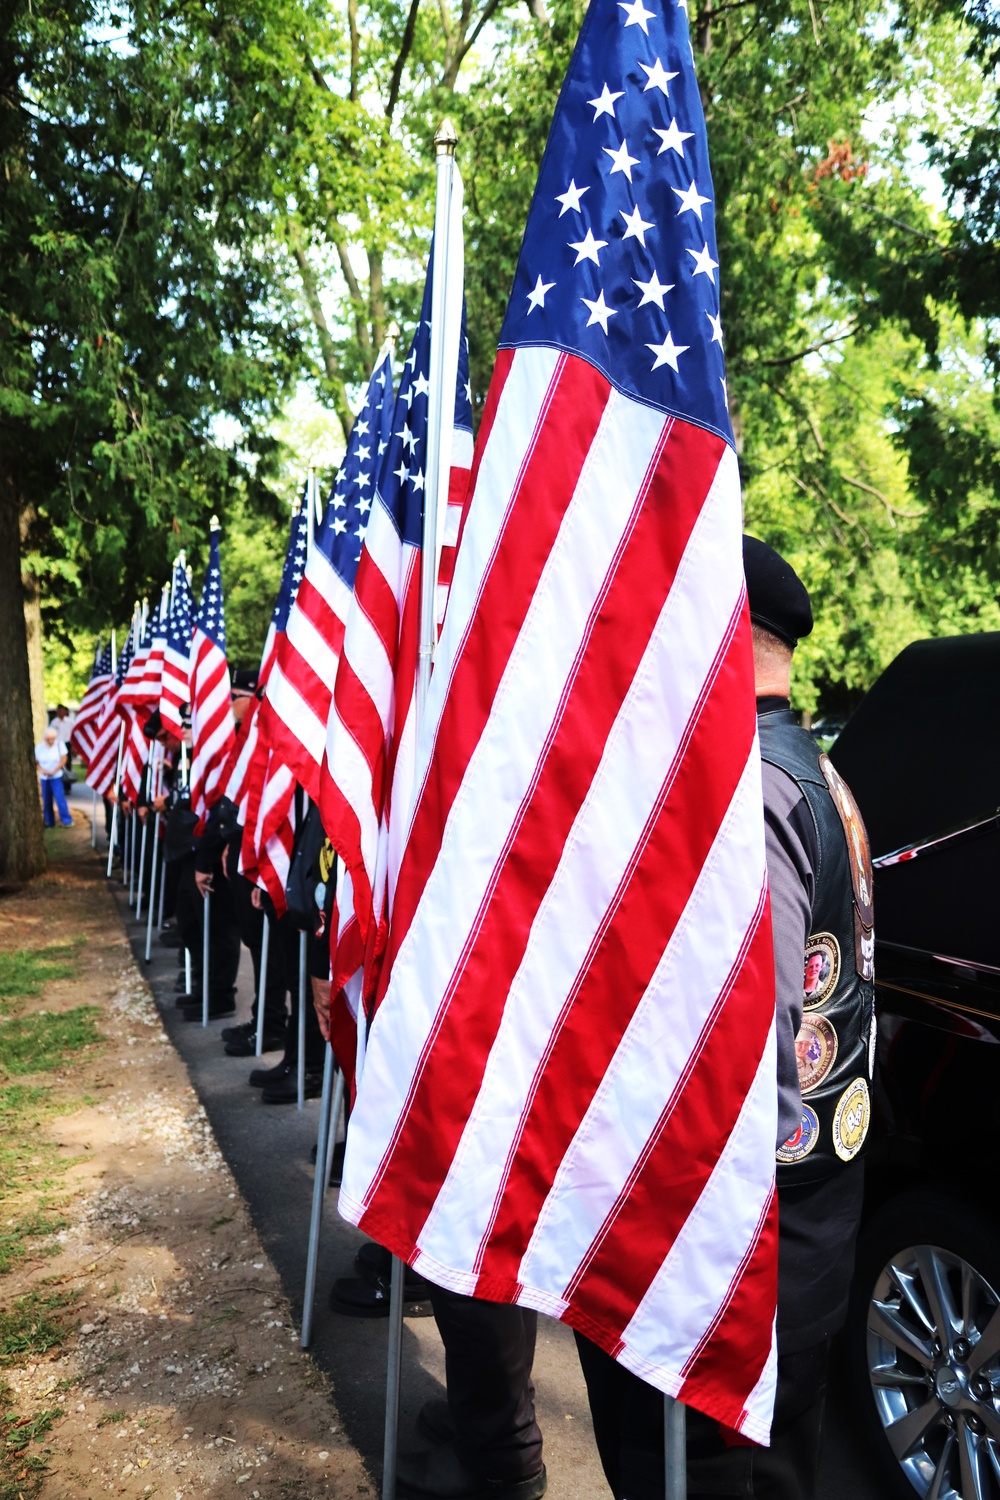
[574,537,875,1499]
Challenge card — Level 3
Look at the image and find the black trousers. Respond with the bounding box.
[174,855,241,1003]
[428,1285,543,1483]
[231,873,288,1030]
[575,1334,829,1499]
[272,916,324,1067]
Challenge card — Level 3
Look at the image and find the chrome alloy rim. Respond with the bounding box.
[868,1243,1000,1499]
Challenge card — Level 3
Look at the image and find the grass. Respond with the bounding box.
[0,945,81,1003]
[0,1380,62,1500]
[0,1213,69,1277]
[0,1290,77,1369]
[0,1007,101,1078]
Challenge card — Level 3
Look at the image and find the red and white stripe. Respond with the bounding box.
[340,347,778,1443]
[257,529,352,806]
[119,709,152,803]
[85,683,126,798]
[188,641,234,824]
[72,655,112,763]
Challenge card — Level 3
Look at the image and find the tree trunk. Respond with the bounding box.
[0,483,46,887]
[22,570,48,743]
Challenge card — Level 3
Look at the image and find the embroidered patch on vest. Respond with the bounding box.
[803,933,840,1008]
[832,1077,871,1161]
[795,1014,839,1094]
[819,755,874,979]
[777,1105,820,1164]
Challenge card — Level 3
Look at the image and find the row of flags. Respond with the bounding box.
[72,0,780,1448]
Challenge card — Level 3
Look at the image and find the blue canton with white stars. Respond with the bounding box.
[373,253,474,552]
[500,0,732,445]
[94,641,113,680]
[115,621,136,689]
[167,560,196,659]
[195,531,228,655]
[327,358,396,583]
[272,501,309,630]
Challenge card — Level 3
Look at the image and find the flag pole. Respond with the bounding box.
[381,116,462,1500]
[301,1044,336,1348]
[664,1395,687,1500]
[202,888,211,1026]
[255,913,270,1057]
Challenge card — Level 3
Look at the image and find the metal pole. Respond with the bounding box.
[297,930,307,1109]
[202,889,211,1026]
[380,120,462,1500]
[382,1256,406,1500]
[184,945,192,997]
[144,812,161,962]
[156,834,168,932]
[664,1395,687,1500]
[255,914,271,1057]
[301,1045,335,1349]
[128,810,137,903]
[135,818,148,920]
[91,790,98,849]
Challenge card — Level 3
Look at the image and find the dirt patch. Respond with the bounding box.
[0,826,374,1499]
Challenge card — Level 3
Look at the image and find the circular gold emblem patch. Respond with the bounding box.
[832,1077,871,1162]
[795,1014,839,1095]
[803,933,840,1009]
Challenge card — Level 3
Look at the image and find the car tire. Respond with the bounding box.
[846,1186,1000,1500]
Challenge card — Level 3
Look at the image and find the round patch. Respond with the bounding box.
[777,1105,820,1164]
[832,1077,871,1162]
[803,933,840,1008]
[795,1014,839,1094]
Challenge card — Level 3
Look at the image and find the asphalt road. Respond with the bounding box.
[84,791,886,1499]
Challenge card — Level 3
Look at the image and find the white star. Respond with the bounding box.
[378,439,388,457]
[464,379,472,403]
[355,419,369,436]
[647,330,690,371]
[356,470,370,487]
[687,242,719,282]
[632,269,674,308]
[568,228,608,265]
[673,180,711,219]
[588,83,624,120]
[413,372,430,399]
[357,444,370,462]
[720,374,728,399]
[527,274,556,311]
[401,426,417,454]
[405,348,417,372]
[620,204,654,246]
[403,386,414,409]
[356,524,367,540]
[639,57,678,95]
[410,467,425,492]
[653,117,694,157]
[332,516,347,535]
[706,309,724,345]
[582,290,617,334]
[394,461,409,484]
[618,0,655,30]
[358,496,372,515]
[555,179,589,217]
[604,138,640,182]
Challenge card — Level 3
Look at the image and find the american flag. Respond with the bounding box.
[85,621,136,798]
[72,642,113,763]
[119,609,154,803]
[188,527,235,824]
[228,501,308,876]
[340,0,778,1445]
[137,586,170,708]
[257,358,396,807]
[160,557,195,740]
[321,232,473,1032]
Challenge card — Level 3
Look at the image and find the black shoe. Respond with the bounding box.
[328,1138,346,1186]
[260,1069,323,1104]
[221,1020,255,1043]
[417,1399,455,1447]
[328,1275,433,1318]
[248,1058,291,1089]
[395,1445,546,1499]
[179,999,236,1021]
[225,1031,284,1057]
[173,972,188,993]
[174,992,197,1007]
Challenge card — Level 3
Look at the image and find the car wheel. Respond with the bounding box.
[847,1188,1000,1500]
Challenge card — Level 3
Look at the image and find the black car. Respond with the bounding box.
[830,632,1000,1500]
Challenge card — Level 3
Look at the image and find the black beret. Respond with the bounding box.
[742,535,813,649]
[142,709,164,740]
[231,668,258,693]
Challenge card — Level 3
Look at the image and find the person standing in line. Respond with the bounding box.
[35,726,74,828]
[573,536,875,1500]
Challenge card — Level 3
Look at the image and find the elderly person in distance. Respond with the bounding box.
[35,726,74,829]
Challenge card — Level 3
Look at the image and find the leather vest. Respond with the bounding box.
[759,710,876,1183]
